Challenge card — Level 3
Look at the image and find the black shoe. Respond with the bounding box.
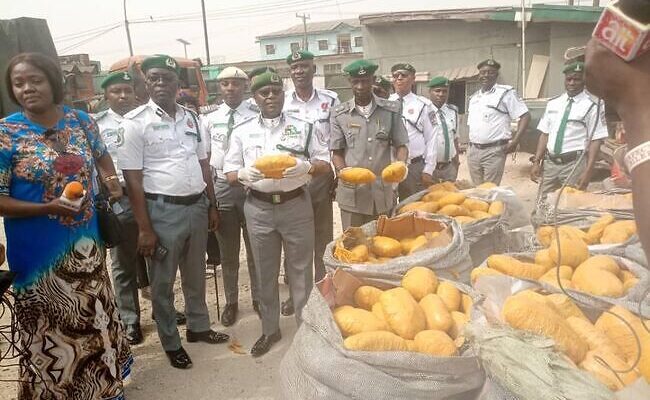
[281,298,294,316]
[220,303,238,327]
[252,301,261,319]
[251,331,282,358]
[151,310,187,325]
[165,347,193,369]
[125,324,143,345]
[186,329,230,344]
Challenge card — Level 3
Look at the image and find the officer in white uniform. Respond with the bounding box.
[531,61,608,195]
[467,59,530,185]
[224,70,330,357]
[282,50,339,316]
[201,66,260,326]
[427,76,461,183]
[389,63,438,198]
[118,55,228,370]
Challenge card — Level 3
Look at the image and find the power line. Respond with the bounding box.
[59,24,122,54]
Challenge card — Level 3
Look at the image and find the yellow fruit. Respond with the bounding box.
[486,255,547,280]
[371,302,387,325]
[380,287,426,340]
[436,281,461,312]
[572,264,624,297]
[413,330,457,356]
[469,210,492,220]
[470,267,503,285]
[381,162,407,183]
[461,294,473,315]
[539,266,574,290]
[438,193,467,207]
[559,225,589,243]
[502,295,588,363]
[621,270,636,284]
[439,204,469,217]
[449,311,469,339]
[339,167,376,184]
[405,339,417,352]
[477,182,497,189]
[334,241,369,263]
[422,190,450,202]
[344,331,407,352]
[462,198,489,212]
[585,213,615,244]
[350,244,369,262]
[371,236,402,258]
[601,220,637,244]
[580,350,640,391]
[548,226,590,268]
[401,266,439,301]
[428,182,458,192]
[419,294,453,332]
[454,216,476,225]
[624,277,639,292]
[534,248,556,271]
[537,226,555,247]
[567,317,626,360]
[407,235,429,254]
[577,255,620,276]
[487,200,504,216]
[546,294,588,321]
[398,201,439,214]
[333,306,389,337]
[253,154,297,179]
[354,286,384,310]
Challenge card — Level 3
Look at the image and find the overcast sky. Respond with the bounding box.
[3,0,574,69]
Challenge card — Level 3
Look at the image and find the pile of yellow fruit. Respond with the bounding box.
[501,290,649,390]
[397,181,504,225]
[537,214,637,246]
[334,267,473,356]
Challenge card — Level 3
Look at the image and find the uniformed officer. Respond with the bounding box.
[201,66,260,327]
[467,59,531,185]
[427,76,461,183]
[531,61,608,195]
[373,75,392,99]
[331,60,409,229]
[389,63,438,198]
[224,70,330,357]
[282,50,339,315]
[118,55,228,369]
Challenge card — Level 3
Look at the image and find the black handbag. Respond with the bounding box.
[95,188,124,248]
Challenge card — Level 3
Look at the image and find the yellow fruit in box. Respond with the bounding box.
[436,281,461,312]
[449,311,469,340]
[477,182,497,189]
[462,198,489,212]
[379,287,426,340]
[537,226,555,247]
[486,255,547,280]
[578,255,620,276]
[601,220,637,244]
[534,248,555,271]
[428,181,457,192]
[381,162,407,183]
[422,190,450,202]
[566,317,626,361]
[454,216,476,225]
[546,294,588,321]
[461,294,473,315]
[401,266,438,301]
[438,193,466,207]
[339,167,376,184]
[560,225,589,242]
[548,226,589,268]
[343,331,407,352]
[585,213,615,244]
[470,267,503,284]
[419,294,453,331]
[334,242,369,263]
[580,350,641,391]
[502,295,588,363]
[469,210,492,220]
[487,200,504,216]
[439,204,469,217]
[542,265,573,280]
[413,330,457,356]
[572,263,624,298]
[399,201,439,214]
[333,305,388,337]
[254,154,297,179]
[371,236,402,258]
[354,286,384,310]
[371,302,387,325]
[539,266,574,289]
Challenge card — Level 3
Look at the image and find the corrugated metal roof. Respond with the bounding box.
[431,65,478,81]
[257,18,360,40]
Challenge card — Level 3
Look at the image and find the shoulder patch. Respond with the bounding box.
[375,97,401,113]
[447,103,459,112]
[317,88,339,101]
[247,102,260,113]
[92,110,108,121]
[232,114,257,129]
[124,104,147,119]
[333,100,352,115]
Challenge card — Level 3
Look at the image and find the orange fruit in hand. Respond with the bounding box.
[63,181,84,200]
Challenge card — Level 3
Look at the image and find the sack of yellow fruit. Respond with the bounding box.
[279,267,485,399]
[323,213,474,284]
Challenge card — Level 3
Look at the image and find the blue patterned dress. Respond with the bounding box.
[0,107,132,400]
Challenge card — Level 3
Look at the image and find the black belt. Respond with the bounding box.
[249,187,303,205]
[546,150,583,164]
[436,161,451,169]
[144,192,203,205]
[410,156,424,164]
[470,139,509,149]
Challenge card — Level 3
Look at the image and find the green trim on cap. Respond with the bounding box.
[563,61,585,74]
[343,59,378,77]
[286,50,314,64]
[250,71,283,92]
[141,55,179,74]
[391,63,416,74]
[101,71,133,89]
[248,66,277,79]
[426,76,450,88]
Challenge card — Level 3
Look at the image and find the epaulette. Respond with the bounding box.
[203,104,222,117]
[179,104,199,119]
[232,114,257,129]
[92,110,108,121]
[123,104,147,119]
[549,93,564,101]
[200,103,220,115]
[333,100,352,115]
[416,95,432,107]
[246,101,260,113]
[285,112,311,124]
[375,97,401,113]
[447,104,459,112]
[317,88,339,102]
[495,84,514,91]
[585,91,599,104]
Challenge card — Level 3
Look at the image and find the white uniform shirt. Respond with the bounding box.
[284,88,340,146]
[93,108,126,183]
[467,84,529,144]
[430,103,459,163]
[201,101,258,178]
[389,92,438,174]
[223,113,329,193]
[537,91,608,155]
[118,99,207,196]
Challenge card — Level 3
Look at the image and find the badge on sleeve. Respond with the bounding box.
[187,119,194,129]
[321,102,329,111]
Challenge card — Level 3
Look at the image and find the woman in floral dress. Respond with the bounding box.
[0,53,132,399]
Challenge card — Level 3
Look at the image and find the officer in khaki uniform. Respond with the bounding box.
[223,70,330,357]
[531,61,608,196]
[330,60,409,229]
[427,76,461,183]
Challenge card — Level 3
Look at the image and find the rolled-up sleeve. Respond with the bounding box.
[222,130,244,174]
[117,119,144,170]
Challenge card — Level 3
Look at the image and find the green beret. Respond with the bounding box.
[286,50,314,64]
[343,59,378,77]
[426,76,450,88]
[374,75,391,90]
[391,63,416,74]
[250,71,283,92]
[248,66,277,79]
[477,59,501,70]
[101,71,133,89]
[563,61,585,74]
[141,55,179,74]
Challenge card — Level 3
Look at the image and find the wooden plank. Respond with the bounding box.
[524,54,550,99]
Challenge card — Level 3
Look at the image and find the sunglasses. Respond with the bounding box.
[257,87,283,98]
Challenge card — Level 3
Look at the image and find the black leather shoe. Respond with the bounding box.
[125,324,143,345]
[252,301,261,319]
[151,310,187,325]
[220,303,238,327]
[186,329,230,344]
[165,347,193,369]
[281,298,294,316]
[251,331,282,358]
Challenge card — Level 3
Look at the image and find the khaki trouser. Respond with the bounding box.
[539,154,586,196]
[468,143,507,185]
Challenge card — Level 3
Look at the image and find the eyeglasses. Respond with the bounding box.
[146,74,177,84]
[257,87,283,98]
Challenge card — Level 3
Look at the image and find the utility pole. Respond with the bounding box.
[201,0,210,65]
[296,13,310,50]
[177,38,191,58]
[521,0,527,97]
[123,0,134,56]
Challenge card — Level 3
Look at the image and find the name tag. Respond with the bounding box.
[151,123,170,131]
[250,133,262,139]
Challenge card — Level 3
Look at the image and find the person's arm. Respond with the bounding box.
[503,91,531,154]
[577,139,604,190]
[390,109,410,162]
[531,132,549,183]
[421,109,437,186]
[222,129,246,186]
[0,196,79,218]
[332,150,347,173]
[122,170,157,257]
[395,145,408,162]
[200,158,219,232]
[507,112,531,154]
[452,138,461,165]
[95,153,123,201]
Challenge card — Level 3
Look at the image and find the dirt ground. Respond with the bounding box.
[0,152,548,399]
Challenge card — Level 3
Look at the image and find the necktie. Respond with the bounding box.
[226,109,235,139]
[553,98,574,156]
[439,109,450,161]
